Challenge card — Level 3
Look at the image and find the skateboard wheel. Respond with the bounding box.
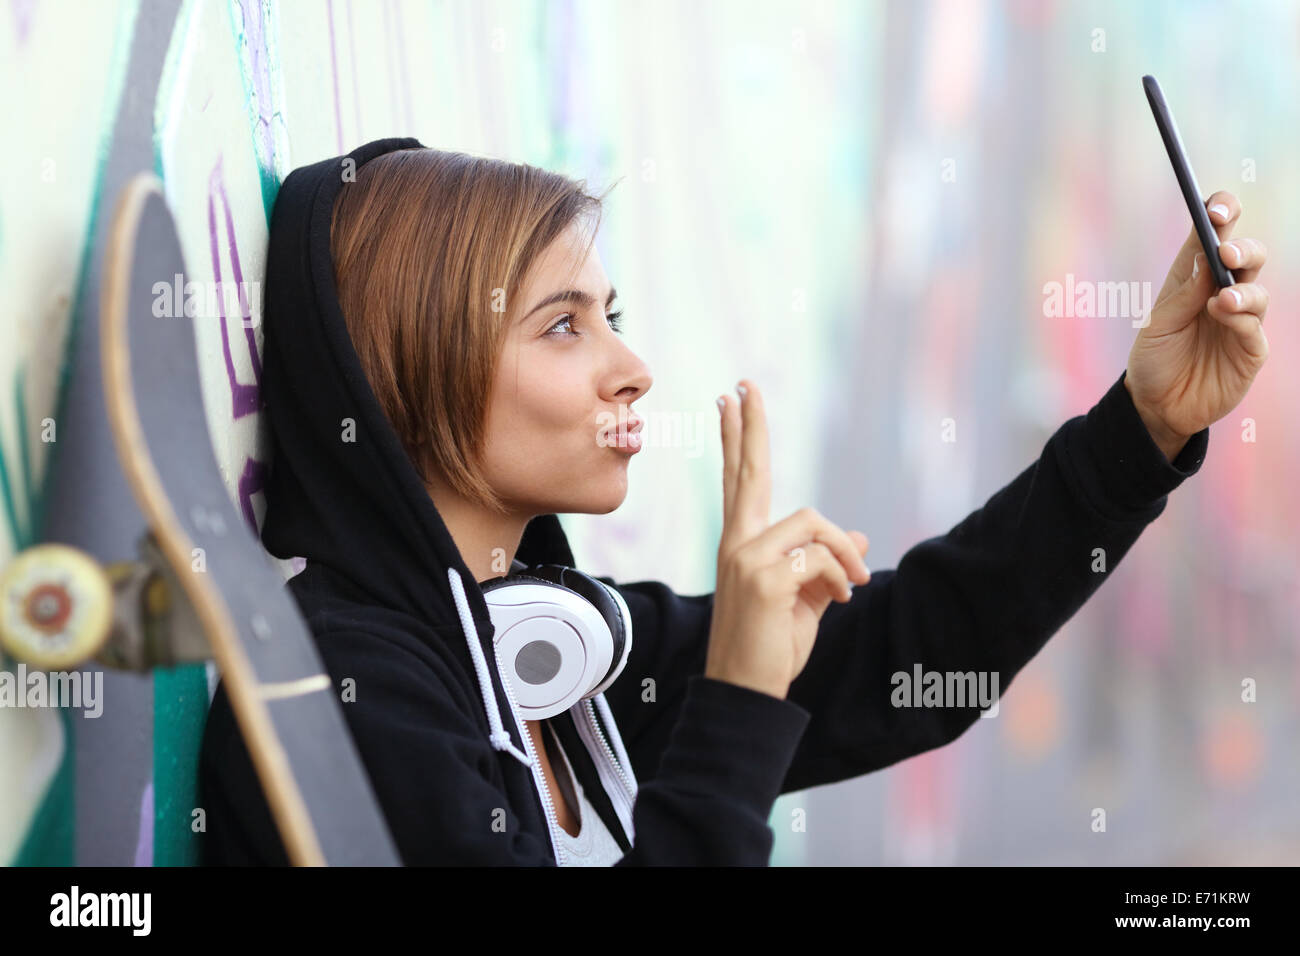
[0,544,113,669]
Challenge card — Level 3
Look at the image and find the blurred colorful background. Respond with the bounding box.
[1,0,1295,866]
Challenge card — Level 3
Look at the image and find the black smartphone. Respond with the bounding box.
[1142,74,1237,289]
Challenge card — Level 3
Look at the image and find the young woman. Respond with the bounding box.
[198,137,1268,866]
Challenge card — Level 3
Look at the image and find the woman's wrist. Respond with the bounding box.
[1134,406,1190,463]
[703,658,788,700]
[1123,380,1191,463]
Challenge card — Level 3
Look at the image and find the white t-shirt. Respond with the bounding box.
[546,723,626,866]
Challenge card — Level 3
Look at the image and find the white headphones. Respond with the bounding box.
[480,561,634,720]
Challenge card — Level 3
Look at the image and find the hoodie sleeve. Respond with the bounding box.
[600,369,1209,794]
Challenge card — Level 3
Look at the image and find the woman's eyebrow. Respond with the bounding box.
[521,285,618,322]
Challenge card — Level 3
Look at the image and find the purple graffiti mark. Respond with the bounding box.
[237,0,275,169]
[133,781,154,866]
[10,0,36,46]
[207,155,270,536]
[207,153,262,419]
[237,455,267,535]
[346,0,363,140]
[327,0,344,151]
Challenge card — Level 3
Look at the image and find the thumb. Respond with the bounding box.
[1143,252,1211,334]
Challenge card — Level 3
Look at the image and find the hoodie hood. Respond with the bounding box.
[259,136,577,650]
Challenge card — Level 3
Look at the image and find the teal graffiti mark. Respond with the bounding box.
[152,664,207,866]
[15,366,36,546]
[0,370,31,554]
[230,0,285,224]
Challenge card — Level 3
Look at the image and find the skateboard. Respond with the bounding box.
[1,173,399,866]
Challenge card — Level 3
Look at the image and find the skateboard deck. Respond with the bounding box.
[99,173,399,866]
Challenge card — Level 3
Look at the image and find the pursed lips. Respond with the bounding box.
[599,415,644,449]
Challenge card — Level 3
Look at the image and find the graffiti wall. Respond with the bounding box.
[2,0,1296,865]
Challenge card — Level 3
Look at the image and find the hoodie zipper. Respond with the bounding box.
[492,652,568,866]
[496,664,639,860]
[578,697,637,841]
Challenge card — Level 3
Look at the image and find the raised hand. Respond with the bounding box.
[704,379,871,699]
[1126,190,1270,461]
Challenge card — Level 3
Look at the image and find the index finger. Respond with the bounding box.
[718,391,741,531]
[733,379,771,537]
[1205,190,1241,237]
[1172,192,1241,284]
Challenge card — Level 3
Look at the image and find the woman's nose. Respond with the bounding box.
[610,336,653,398]
[620,354,653,399]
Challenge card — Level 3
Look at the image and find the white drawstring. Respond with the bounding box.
[447,567,532,767]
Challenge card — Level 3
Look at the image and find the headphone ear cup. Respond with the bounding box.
[485,579,603,720]
[483,566,628,720]
[494,565,631,699]
[524,566,630,695]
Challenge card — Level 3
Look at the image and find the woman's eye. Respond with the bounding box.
[544,311,626,337]
[545,314,577,336]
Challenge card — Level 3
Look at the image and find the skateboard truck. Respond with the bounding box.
[102,531,213,670]
[0,536,213,672]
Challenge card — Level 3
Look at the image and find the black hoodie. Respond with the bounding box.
[197,136,1210,866]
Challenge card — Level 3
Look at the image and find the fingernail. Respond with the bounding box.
[1209,203,1229,220]
[1193,254,1201,278]
[736,383,747,399]
[1226,288,1242,309]
[717,396,726,413]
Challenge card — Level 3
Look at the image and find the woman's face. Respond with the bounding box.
[479,222,653,517]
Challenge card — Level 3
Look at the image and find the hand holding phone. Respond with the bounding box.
[1124,74,1268,463]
